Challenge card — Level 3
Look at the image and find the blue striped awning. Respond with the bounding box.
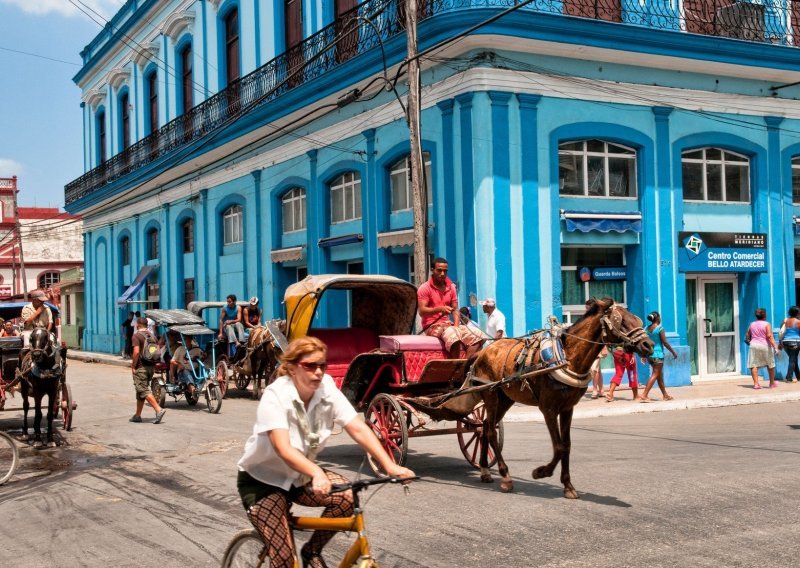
[561,211,642,234]
[117,264,158,306]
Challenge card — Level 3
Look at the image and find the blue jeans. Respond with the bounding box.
[784,341,800,381]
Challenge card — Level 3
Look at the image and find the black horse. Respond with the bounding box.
[19,328,63,448]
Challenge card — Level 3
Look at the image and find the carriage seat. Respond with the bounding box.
[307,328,379,387]
[379,335,450,383]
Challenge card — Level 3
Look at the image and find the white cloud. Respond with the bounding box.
[0,158,24,178]
[0,0,121,19]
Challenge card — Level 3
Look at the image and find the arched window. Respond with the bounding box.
[390,152,432,212]
[223,204,244,244]
[96,109,106,164]
[282,188,306,233]
[793,156,800,204]
[38,271,60,289]
[330,172,361,223]
[119,91,130,150]
[558,140,637,198]
[145,69,158,135]
[182,218,194,253]
[224,8,240,87]
[147,228,159,260]
[120,236,130,266]
[682,148,750,203]
[179,42,193,114]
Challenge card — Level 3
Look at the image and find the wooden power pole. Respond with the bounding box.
[405,0,427,287]
[11,178,28,299]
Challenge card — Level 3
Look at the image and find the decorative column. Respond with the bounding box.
[454,92,475,302]
[765,116,786,314]
[436,99,455,261]
[251,169,264,298]
[161,202,171,307]
[361,129,381,273]
[306,150,326,274]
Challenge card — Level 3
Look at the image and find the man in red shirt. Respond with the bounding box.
[417,257,483,358]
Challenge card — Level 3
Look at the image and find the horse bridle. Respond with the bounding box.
[600,303,649,349]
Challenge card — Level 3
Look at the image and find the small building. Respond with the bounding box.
[53,267,85,350]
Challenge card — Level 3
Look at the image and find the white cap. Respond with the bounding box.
[479,298,496,307]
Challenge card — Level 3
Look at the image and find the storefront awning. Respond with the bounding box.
[271,246,305,263]
[378,228,414,249]
[318,233,363,248]
[561,210,642,233]
[117,264,158,306]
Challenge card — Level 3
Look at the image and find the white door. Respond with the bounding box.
[694,276,739,379]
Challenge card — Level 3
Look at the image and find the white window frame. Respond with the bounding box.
[682,148,750,203]
[390,152,433,212]
[560,246,627,324]
[330,172,362,223]
[558,140,638,198]
[282,187,307,233]
[223,204,244,245]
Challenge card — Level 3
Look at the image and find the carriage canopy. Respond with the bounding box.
[283,274,418,341]
[0,301,60,320]
[144,309,205,326]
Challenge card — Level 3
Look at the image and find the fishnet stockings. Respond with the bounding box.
[247,470,354,568]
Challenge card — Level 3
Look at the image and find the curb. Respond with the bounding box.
[503,391,800,423]
[67,352,131,368]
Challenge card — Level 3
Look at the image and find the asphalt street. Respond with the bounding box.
[1,360,799,567]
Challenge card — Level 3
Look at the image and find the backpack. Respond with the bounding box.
[138,331,160,365]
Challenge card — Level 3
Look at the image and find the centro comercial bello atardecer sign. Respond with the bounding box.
[678,232,767,273]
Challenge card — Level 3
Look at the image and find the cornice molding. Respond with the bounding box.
[106,65,131,90]
[132,42,160,69]
[83,84,108,109]
[162,10,196,40]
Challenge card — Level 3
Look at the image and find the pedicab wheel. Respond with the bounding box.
[365,393,408,475]
[456,403,504,469]
[235,370,250,391]
[0,431,19,486]
[205,383,222,414]
[215,361,229,399]
[150,377,166,408]
[60,383,74,432]
[221,529,267,568]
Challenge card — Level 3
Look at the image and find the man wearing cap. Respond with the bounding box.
[480,298,506,340]
[243,296,262,330]
[21,290,53,333]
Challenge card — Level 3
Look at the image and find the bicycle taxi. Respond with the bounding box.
[271,274,504,474]
[144,308,223,414]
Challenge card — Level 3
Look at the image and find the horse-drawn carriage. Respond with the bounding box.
[144,309,223,414]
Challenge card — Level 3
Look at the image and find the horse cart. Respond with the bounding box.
[0,302,74,433]
[144,309,223,414]
[269,274,507,475]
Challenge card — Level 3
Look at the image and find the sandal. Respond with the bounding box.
[590,393,599,399]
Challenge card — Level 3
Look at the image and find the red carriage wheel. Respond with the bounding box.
[456,403,503,469]
[215,360,229,399]
[60,383,74,432]
[365,394,408,475]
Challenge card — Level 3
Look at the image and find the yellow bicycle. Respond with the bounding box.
[221,476,416,568]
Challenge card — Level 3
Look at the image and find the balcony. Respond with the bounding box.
[65,0,795,207]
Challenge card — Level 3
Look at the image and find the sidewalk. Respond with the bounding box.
[67,350,800,421]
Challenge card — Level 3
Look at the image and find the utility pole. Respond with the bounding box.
[405,0,427,287]
[11,178,28,299]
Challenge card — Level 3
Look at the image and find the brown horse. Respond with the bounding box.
[469,298,654,498]
[234,326,279,399]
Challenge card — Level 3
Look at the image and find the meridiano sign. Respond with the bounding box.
[678,232,767,273]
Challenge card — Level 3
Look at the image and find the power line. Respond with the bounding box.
[0,45,80,66]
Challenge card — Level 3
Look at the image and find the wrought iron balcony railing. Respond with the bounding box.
[65,0,796,206]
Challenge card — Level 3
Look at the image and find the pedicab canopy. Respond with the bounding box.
[0,301,60,321]
[284,274,418,341]
[144,309,215,336]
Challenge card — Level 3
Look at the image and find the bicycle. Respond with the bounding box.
[221,476,417,568]
[0,430,19,485]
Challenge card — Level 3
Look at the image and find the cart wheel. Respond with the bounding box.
[220,529,266,568]
[150,377,166,408]
[456,403,504,469]
[365,394,408,474]
[235,370,250,391]
[205,383,222,414]
[60,383,74,432]
[0,431,19,486]
[216,361,229,399]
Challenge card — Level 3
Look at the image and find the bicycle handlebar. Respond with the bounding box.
[329,476,419,495]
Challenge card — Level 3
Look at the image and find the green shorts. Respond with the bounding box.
[132,365,154,400]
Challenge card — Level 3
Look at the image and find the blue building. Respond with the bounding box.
[66,0,800,384]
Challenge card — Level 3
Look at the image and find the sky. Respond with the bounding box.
[0,0,123,208]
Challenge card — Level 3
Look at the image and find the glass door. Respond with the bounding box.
[695,277,739,378]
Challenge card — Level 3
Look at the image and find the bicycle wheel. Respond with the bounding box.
[205,383,222,414]
[216,360,230,399]
[0,431,19,486]
[220,529,269,568]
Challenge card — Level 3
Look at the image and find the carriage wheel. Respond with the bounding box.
[0,431,19,486]
[205,383,222,414]
[235,369,251,391]
[215,361,229,399]
[220,529,266,568]
[456,403,504,469]
[365,394,408,475]
[60,383,74,432]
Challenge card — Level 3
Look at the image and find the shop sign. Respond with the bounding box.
[678,232,767,272]
[577,267,627,281]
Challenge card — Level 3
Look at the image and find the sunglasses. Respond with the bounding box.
[297,361,328,372]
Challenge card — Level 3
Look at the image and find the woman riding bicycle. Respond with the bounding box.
[236,336,414,568]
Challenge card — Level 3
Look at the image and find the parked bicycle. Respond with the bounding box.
[221,476,417,568]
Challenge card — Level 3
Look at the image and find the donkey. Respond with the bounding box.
[20,328,63,448]
[469,298,654,498]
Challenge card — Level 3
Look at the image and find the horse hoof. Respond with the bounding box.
[47,441,57,448]
[532,466,550,480]
[500,480,514,493]
[564,488,579,499]
[33,440,44,449]
[479,470,494,484]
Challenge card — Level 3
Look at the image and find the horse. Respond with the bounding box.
[468,297,654,498]
[234,326,279,399]
[19,327,64,448]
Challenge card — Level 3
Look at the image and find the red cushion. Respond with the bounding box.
[404,350,446,383]
[380,334,445,352]
[307,328,379,387]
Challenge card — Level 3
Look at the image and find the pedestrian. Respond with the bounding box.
[458,306,485,339]
[640,311,678,401]
[744,307,779,389]
[778,306,800,383]
[590,346,608,399]
[479,298,506,339]
[130,317,166,424]
[605,344,639,402]
[236,336,414,568]
[121,311,134,359]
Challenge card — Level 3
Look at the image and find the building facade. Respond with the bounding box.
[66,0,800,384]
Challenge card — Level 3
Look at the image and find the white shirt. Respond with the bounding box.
[486,308,506,339]
[237,374,357,490]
